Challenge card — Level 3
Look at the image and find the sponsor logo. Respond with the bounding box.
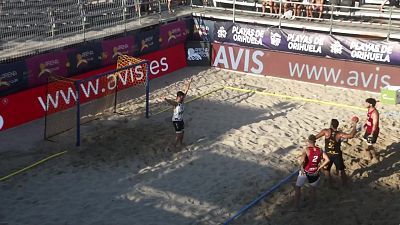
[330,40,343,55]
[231,25,264,46]
[213,45,264,74]
[381,93,394,100]
[38,57,169,112]
[270,32,282,47]
[286,33,325,54]
[0,114,3,130]
[212,44,395,91]
[349,42,392,63]
[187,48,209,61]
[217,26,227,39]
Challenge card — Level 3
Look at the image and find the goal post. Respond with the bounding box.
[75,56,149,146]
[44,56,149,147]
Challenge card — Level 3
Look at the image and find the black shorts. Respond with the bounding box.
[363,131,379,145]
[173,121,184,133]
[325,152,345,171]
[306,172,320,183]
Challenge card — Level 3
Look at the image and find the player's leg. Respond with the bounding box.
[295,171,307,210]
[174,121,184,146]
[365,132,379,162]
[323,154,334,185]
[308,174,320,208]
[178,131,184,146]
[335,153,347,186]
[173,121,183,147]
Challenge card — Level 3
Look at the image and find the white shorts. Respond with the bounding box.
[296,170,320,187]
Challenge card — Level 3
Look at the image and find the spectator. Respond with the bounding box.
[295,0,312,19]
[380,0,400,11]
[311,0,324,20]
[282,0,293,18]
[168,0,175,13]
[290,0,302,17]
[269,0,279,17]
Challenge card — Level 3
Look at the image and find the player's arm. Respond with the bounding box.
[317,152,330,171]
[315,129,327,139]
[338,120,357,139]
[298,149,307,172]
[164,97,178,106]
[184,78,193,96]
[371,111,379,134]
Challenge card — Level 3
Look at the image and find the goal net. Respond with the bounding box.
[44,56,149,146]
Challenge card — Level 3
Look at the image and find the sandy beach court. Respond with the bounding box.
[1,67,399,225]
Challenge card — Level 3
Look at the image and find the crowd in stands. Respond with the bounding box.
[213,0,400,20]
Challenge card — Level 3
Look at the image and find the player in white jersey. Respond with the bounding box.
[164,78,192,148]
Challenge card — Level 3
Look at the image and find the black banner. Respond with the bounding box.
[0,61,29,97]
[213,20,400,66]
[66,41,103,76]
[185,41,211,66]
[135,27,160,55]
[193,18,215,42]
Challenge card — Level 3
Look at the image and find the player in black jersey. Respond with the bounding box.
[315,119,358,186]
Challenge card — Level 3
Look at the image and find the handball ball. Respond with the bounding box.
[352,116,359,123]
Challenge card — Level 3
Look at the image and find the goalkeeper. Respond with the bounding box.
[163,78,192,149]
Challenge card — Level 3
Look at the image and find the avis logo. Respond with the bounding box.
[217,26,227,39]
[270,32,282,47]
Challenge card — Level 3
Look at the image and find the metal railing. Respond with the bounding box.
[1,0,400,61]
[190,0,400,40]
[0,0,191,62]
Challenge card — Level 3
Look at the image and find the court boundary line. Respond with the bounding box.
[0,151,68,182]
[223,86,365,111]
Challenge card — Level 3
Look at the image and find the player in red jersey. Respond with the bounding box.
[363,98,380,162]
[294,135,330,210]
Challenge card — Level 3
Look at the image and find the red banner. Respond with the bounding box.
[0,44,187,131]
[212,43,400,92]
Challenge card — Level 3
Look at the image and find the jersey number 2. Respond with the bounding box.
[312,155,318,163]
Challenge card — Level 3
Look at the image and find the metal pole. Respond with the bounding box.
[222,169,300,225]
[158,0,162,20]
[329,4,334,35]
[138,0,142,24]
[145,61,150,118]
[44,77,49,140]
[387,6,393,41]
[278,0,282,29]
[76,82,81,147]
[114,75,119,113]
[123,0,127,32]
[232,0,236,23]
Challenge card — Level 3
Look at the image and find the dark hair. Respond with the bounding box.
[177,91,185,97]
[330,119,339,129]
[308,134,316,142]
[366,98,376,107]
